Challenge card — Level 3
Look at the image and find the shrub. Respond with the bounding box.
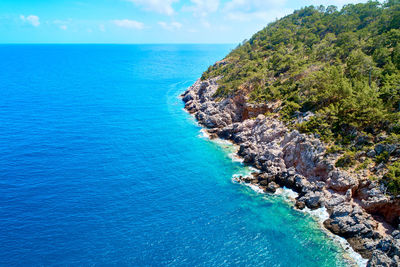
[376,151,390,164]
[385,161,400,195]
[335,151,356,168]
[356,158,373,171]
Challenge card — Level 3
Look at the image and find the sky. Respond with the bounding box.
[0,0,372,44]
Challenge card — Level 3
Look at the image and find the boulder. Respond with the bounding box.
[182,92,194,103]
[295,200,306,210]
[375,144,385,155]
[266,182,279,193]
[301,192,322,209]
[367,149,377,158]
[326,170,358,192]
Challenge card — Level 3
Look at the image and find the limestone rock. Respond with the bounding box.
[326,170,359,192]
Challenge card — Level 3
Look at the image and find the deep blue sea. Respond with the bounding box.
[0,44,352,266]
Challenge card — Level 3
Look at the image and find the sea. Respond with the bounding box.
[0,44,357,266]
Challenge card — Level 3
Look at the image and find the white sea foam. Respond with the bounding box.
[334,236,369,267]
[303,206,330,222]
[275,187,298,201]
[198,128,210,139]
[232,177,264,194]
[247,183,265,194]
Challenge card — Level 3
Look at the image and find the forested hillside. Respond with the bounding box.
[202,1,400,194]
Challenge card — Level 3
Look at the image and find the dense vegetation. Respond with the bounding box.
[202,1,400,194]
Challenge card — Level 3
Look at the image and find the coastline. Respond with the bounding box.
[189,108,368,267]
[181,78,400,266]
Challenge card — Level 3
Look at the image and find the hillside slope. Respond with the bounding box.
[202,1,400,194]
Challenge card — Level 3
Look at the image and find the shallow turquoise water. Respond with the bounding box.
[0,44,351,266]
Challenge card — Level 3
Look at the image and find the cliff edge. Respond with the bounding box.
[182,78,400,266]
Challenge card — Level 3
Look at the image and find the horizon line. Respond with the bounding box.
[0,42,236,45]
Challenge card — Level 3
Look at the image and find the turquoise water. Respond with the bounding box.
[0,44,350,266]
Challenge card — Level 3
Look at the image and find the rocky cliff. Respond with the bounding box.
[182,78,400,267]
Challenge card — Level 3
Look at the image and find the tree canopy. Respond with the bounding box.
[202,0,400,194]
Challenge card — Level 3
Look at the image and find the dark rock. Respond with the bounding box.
[238,144,248,157]
[375,162,386,172]
[217,127,233,139]
[295,200,306,210]
[392,230,400,239]
[182,92,194,102]
[302,192,322,209]
[266,182,279,193]
[315,181,326,190]
[387,144,398,155]
[375,144,385,155]
[294,175,312,193]
[275,172,295,188]
[324,219,342,235]
[243,176,254,183]
[347,237,374,259]
[367,149,377,158]
[258,173,275,183]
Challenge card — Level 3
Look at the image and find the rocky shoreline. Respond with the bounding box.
[181,78,400,267]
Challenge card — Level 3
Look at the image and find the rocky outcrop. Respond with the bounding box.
[368,233,400,267]
[181,78,400,266]
[242,102,272,120]
[356,179,400,226]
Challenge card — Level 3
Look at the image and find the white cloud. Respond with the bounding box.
[158,21,182,31]
[201,20,211,28]
[52,19,71,30]
[224,0,292,22]
[20,15,40,27]
[127,0,178,15]
[225,0,287,12]
[113,19,144,29]
[99,24,106,32]
[184,0,220,17]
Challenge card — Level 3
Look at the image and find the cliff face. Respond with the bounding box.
[182,78,400,267]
